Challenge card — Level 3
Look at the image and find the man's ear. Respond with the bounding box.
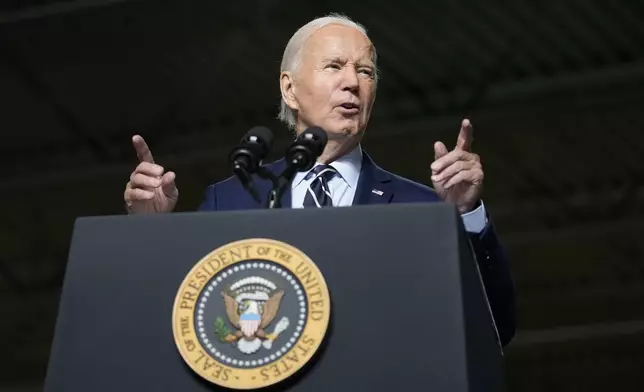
[280,72,298,111]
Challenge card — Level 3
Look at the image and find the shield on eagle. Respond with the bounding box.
[240,311,261,338]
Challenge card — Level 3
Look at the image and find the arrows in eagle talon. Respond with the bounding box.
[262,317,290,349]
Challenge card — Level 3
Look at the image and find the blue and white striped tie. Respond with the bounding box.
[303,165,337,207]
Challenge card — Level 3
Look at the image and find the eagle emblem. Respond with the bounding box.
[218,276,290,355]
[172,239,330,390]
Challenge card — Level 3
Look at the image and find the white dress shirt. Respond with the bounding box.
[290,146,488,233]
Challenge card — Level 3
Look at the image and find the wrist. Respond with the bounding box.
[459,199,481,214]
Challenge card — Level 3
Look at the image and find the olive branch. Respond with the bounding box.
[214,317,232,342]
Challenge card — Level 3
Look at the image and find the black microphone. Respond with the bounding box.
[229,126,274,202]
[264,127,327,209]
[284,126,328,172]
[229,126,274,173]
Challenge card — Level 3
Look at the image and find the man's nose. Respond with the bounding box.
[341,66,359,92]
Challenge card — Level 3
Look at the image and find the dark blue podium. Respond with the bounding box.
[44,203,504,391]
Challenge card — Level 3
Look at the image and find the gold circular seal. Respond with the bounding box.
[172,238,331,390]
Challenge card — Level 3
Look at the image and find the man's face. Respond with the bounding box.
[282,24,377,140]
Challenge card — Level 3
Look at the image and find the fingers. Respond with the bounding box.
[432,142,449,177]
[130,172,162,189]
[455,118,473,151]
[431,149,479,174]
[124,186,155,201]
[431,159,476,183]
[133,161,164,177]
[124,162,165,204]
[443,167,484,189]
[132,135,155,163]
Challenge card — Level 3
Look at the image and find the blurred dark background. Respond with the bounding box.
[1,0,644,390]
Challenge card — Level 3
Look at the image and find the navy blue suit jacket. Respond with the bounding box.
[198,152,516,346]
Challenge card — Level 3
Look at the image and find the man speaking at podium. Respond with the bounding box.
[123,15,516,346]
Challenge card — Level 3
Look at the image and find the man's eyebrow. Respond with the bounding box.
[356,61,375,68]
[321,57,374,67]
[322,56,345,63]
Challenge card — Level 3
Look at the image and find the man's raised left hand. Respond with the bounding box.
[430,119,484,214]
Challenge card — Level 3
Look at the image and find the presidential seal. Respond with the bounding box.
[172,238,330,390]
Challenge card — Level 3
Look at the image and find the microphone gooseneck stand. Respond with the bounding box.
[232,162,261,204]
[258,156,301,209]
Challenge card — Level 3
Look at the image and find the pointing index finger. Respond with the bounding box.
[132,135,154,163]
[455,119,473,151]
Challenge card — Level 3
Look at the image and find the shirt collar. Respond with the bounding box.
[292,145,363,189]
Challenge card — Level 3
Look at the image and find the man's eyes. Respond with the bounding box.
[324,63,374,76]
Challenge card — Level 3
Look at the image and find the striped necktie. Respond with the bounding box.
[303,165,338,207]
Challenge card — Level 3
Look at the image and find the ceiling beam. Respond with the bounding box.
[0,0,140,24]
[501,215,644,248]
[512,319,644,347]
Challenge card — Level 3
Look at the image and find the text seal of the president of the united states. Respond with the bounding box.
[172,238,331,389]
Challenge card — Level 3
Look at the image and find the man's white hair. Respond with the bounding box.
[277,13,379,130]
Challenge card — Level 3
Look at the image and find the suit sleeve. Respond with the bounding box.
[468,219,517,347]
[198,185,218,211]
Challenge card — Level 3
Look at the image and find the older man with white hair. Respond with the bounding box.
[123,14,516,346]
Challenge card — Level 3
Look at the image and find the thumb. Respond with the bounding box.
[161,171,177,196]
[434,141,449,160]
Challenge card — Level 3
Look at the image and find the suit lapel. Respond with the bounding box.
[279,167,292,207]
[353,152,394,205]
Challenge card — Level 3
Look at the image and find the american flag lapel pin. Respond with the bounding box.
[372,189,384,196]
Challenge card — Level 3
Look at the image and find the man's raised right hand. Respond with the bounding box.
[124,135,179,214]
